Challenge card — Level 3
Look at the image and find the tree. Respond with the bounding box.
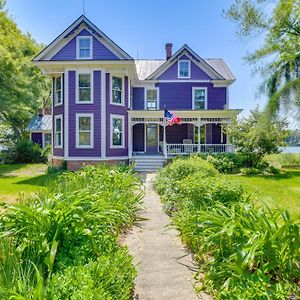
[225,0,300,120]
[0,2,51,142]
[226,108,288,167]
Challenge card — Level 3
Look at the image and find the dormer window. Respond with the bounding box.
[76,36,92,59]
[178,60,190,78]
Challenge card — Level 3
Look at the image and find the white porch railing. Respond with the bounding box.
[166,144,234,156]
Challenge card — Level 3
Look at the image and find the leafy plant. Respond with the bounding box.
[14,139,42,163]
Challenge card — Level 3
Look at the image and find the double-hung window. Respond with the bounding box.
[55,115,62,148]
[193,87,207,110]
[111,76,123,105]
[178,60,190,78]
[54,76,63,105]
[145,89,158,110]
[76,114,94,148]
[77,73,92,103]
[111,115,124,148]
[44,133,52,147]
[77,36,92,59]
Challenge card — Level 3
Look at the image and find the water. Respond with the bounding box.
[280,146,300,153]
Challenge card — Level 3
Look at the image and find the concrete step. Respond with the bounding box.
[131,156,166,172]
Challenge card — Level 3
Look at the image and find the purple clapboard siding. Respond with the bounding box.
[157,82,226,110]
[132,87,144,110]
[165,124,189,144]
[52,29,119,60]
[53,75,64,157]
[158,55,212,80]
[133,124,144,152]
[31,132,43,147]
[106,73,129,157]
[68,70,101,157]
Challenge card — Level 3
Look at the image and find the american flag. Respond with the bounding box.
[164,109,182,126]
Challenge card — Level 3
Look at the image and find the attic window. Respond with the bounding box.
[178,60,190,78]
[76,36,92,59]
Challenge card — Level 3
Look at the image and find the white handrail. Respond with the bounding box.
[166,144,234,156]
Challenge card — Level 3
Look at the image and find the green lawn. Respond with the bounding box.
[0,163,57,202]
[224,169,300,219]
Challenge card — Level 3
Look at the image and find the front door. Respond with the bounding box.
[146,124,158,153]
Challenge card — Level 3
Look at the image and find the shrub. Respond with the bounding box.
[0,165,142,299]
[41,144,52,162]
[14,139,42,163]
[205,153,245,173]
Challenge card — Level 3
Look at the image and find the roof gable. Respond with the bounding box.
[147,45,226,81]
[34,15,133,61]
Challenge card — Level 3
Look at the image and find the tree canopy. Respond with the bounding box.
[225,0,300,122]
[0,1,50,141]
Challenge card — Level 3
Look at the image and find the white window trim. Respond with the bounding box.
[54,114,63,148]
[76,113,94,149]
[144,87,159,110]
[110,75,125,106]
[192,87,208,110]
[76,71,94,104]
[178,60,191,79]
[76,36,93,60]
[110,114,125,149]
[54,76,63,107]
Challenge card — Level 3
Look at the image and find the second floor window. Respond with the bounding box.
[54,76,62,105]
[77,37,92,59]
[178,60,190,78]
[112,76,123,104]
[193,88,207,110]
[146,89,158,110]
[78,73,92,103]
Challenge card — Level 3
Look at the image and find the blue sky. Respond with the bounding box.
[5,0,267,116]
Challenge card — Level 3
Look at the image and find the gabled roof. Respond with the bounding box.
[146,44,234,82]
[27,115,52,131]
[135,60,165,80]
[34,15,133,61]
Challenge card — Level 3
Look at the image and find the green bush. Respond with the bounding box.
[14,139,42,163]
[0,165,142,299]
[205,153,245,173]
[41,144,52,162]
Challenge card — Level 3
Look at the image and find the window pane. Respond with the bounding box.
[56,118,61,132]
[44,133,52,146]
[56,133,61,146]
[146,90,157,101]
[79,74,91,87]
[147,101,157,110]
[56,90,61,102]
[79,88,91,102]
[112,118,123,146]
[112,90,122,103]
[112,77,122,90]
[79,38,90,48]
[179,61,189,77]
[79,49,90,58]
[194,89,205,101]
[79,132,91,145]
[56,77,61,90]
[195,101,205,110]
[79,117,91,131]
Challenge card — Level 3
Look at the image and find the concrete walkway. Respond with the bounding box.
[123,173,211,300]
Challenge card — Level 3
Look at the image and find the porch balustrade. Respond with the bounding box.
[166,143,234,156]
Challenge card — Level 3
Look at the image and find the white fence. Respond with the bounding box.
[166,144,234,156]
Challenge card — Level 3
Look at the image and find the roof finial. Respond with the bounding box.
[83,0,86,16]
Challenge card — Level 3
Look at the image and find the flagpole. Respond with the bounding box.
[163,107,167,158]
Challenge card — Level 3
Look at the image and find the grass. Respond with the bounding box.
[223,169,300,219]
[0,163,57,202]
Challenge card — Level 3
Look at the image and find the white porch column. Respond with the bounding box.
[128,118,133,158]
[163,121,167,158]
[197,119,201,153]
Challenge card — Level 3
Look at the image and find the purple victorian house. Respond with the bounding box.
[33,15,241,171]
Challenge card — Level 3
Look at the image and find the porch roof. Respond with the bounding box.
[128,109,242,125]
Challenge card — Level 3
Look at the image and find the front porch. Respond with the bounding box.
[128,109,241,158]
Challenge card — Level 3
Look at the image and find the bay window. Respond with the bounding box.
[77,73,92,103]
[76,114,94,148]
[111,115,124,148]
[111,76,123,105]
[54,115,62,148]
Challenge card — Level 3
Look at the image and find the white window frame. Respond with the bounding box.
[110,114,125,149]
[54,76,63,106]
[110,75,124,106]
[144,87,159,110]
[54,115,63,148]
[192,87,208,110]
[76,71,93,104]
[178,60,191,79]
[76,36,93,59]
[43,132,52,148]
[76,113,94,149]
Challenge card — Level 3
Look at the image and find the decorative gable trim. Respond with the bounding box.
[147,44,225,81]
[33,15,133,61]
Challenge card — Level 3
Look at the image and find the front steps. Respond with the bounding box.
[130,155,166,172]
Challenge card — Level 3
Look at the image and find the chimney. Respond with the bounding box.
[165,43,172,60]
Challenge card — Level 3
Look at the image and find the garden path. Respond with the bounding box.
[123,173,211,300]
